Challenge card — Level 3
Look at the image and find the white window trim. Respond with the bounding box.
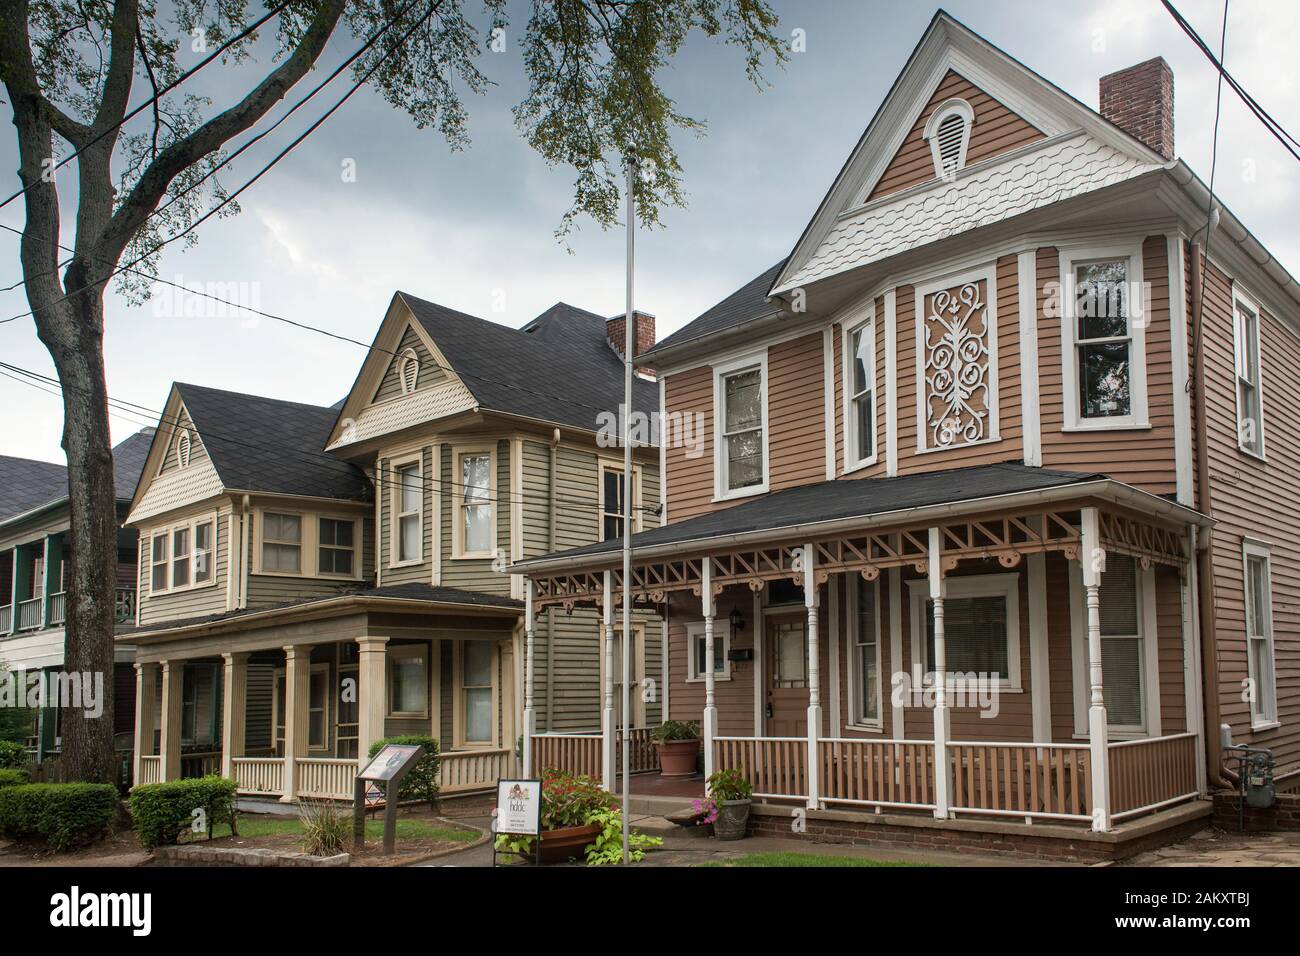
[685,620,731,682]
[923,97,974,180]
[146,512,220,594]
[841,308,879,473]
[316,514,362,581]
[1242,539,1279,731]
[913,263,1000,453]
[847,575,884,730]
[907,572,1023,693]
[1058,242,1149,431]
[1232,285,1267,461]
[451,444,497,560]
[254,509,307,577]
[452,639,500,748]
[599,622,649,723]
[598,459,643,541]
[387,643,432,719]
[389,453,424,567]
[308,662,331,753]
[712,351,769,502]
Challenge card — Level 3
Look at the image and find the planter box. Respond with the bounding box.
[538,822,601,864]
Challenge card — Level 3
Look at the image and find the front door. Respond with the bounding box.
[765,613,808,736]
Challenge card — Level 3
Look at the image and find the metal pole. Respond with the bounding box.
[621,155,635,864]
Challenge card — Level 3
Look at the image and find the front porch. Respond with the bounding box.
[517,469,1211,844]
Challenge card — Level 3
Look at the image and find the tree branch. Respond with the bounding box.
[0,0,92,147]
[94,0,138,132]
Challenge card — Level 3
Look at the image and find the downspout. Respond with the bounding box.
[1188,240,1228,788]
[545,428,560,732]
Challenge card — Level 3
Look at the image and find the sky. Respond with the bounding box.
[2,0,1298,463]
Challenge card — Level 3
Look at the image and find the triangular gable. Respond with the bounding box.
[127,388,225,524]
[370,323,447,403]
[770,11,1166,297]
[155,404,209,476]
[866,69,1044,202]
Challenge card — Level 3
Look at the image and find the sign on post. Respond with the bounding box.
[354,744,425,855]
[492,779,541,867]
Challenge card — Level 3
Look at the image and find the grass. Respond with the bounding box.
[203,816,478,843]
[699,851,926,868]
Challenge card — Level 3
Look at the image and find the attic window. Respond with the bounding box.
[924,98,974,181]
[176,430,192,469]
[399,348,419,395]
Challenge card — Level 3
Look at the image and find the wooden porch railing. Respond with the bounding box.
[181,751,222,778]
[1109,732,1200,819]
[819,739,936,810]
[532,733,602,780]
[296,758,357,800]
[16,597,41,631]
[47,591,66,626]
[949,742,1092,821]
[714,736,808,800]
[0,604,10,633]
[616,727,660,774]
[137,755,162,786]
[233,757,284,796]
[440,748,512,793]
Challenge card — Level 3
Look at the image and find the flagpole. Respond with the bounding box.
[621,155,635,865]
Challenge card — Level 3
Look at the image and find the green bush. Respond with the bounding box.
[0,740,27,769]
[0,783,118,850]
[0,768,29,788]
[129,775,237,849]
[367,735,440,808]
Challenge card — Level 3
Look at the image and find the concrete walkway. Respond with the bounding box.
[1122,826,1300,866]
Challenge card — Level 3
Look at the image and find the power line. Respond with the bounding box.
[0,0,296,213]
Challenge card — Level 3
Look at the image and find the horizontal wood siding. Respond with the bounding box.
[379,445,435,587]
[372,324,444,404]
[439,439,510,595]
[768,332,827,491]
[663,366,714,522]
[138,503,231,625]
[666,588,755,736]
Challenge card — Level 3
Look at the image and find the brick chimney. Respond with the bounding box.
[606,311,656,360]
[1100,57,1174,160]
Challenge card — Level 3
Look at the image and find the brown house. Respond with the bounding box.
[514,11,1300,858]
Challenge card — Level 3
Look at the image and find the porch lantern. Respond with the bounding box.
[728,607,744,640]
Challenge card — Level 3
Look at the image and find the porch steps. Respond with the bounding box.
[617,793,700,818]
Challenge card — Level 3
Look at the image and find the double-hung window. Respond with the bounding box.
[1234,291,1265,457]
[715,355,766,498]
[193,520,213,584]
[1097,554,1145,731]
[1061,246,1147,429]
[455,450,494,557]
[600,465,639,541]
[844,317,876,469]
[458,640,494,745]
[394,461,422,564]
[318,517,355,576]
[261,512,302,573]
[388,645,428,717]
[308,665,330,751]
[911,574,1021,691]
[849,576,881,726]
[1243,542,1277,728]
[150,533,168,592]
[171,527,191,588]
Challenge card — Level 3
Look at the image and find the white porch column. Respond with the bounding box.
[522,580,537,777]
[133,662,157,784]
[281,645,309,802]
[601,571,616,789]
[220,652,248,780]
[701,558,717,779]
[928,528,951,820]
[357,637,388,764]
[803,543,821,810]
[160,660,183,782]
[1081,508,1111,831]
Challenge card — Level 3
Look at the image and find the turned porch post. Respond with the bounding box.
[702,557,717,779]
[281,645,310,803]
[1081,507,1111,831]
[928,528,952,819]
[804,543,821,810]
[522,580,537,777]
[133,662,157,784]
[357,636,389,764]
[220,652,248,780]
[601,570,616,790]
[160,660,183,782]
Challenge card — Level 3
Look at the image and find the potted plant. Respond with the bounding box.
[495,770,611,863]
[649,720,701,776]
[707,767,753,841]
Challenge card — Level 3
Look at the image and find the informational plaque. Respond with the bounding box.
[496,779,542,836]
[353,744,425,855]
[359,744,422,782]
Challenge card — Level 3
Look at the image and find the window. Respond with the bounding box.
[454,449,494,557]
[923,98,974,180]
[844,318,876,468]
[318,517,356,576]
[1243,542,1277,728]
[714,355,766,498]
[171,527,191,588]
[394,461,422,564]
[1234,292,1265,457]
[336,665,359,759]
[850,576,881,726]
[308,665,330,751]
[1060,246,1147,429]
[150,533,168,592]
[600,466,639,541]
[388,645,428,716]
[193,521,213,584]
[771,619,808,688]
[686,621,730,681]
[1097,554,1144,730]
[261,512,302,573]
[458,641,494,745]
[910,574,1021,690]
[181,664,217,746]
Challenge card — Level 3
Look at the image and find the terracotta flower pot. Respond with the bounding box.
[712,798,751,841]
[538,822,602,864]
[655,738,701,777]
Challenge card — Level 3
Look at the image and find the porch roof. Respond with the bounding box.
[514,463,1209,576]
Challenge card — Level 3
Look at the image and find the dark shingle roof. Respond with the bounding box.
[112,427,155,501]
[176,383,371,501]
[518,463,1108,566]
[398,294,659,435]
[641,260,787,360]
[0,454,68,523]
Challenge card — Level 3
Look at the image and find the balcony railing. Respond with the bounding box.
[48,591,66,626]
[115,587,136,624]
[0,604,9,633]
[16,598,42,631]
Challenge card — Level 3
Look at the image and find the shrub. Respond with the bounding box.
[299,799,349,856]
[650,720,700,743]
[0,783,117,850]
[0,740,27,769]
[367,736,440,809]
[0,768,29,788]
[129,775,237,849]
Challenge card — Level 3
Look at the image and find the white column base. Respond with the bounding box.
[601,707,616,791]
[806,704,822,810]
[1089,705,1111,832]
[522,708,536,778]
[932,703,951,820]
[702,706,718,779]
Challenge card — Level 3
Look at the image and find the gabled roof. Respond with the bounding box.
[111,427,155,502]
[640,260,786,362]
[171,383,371,501]
[398,292,660,434]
